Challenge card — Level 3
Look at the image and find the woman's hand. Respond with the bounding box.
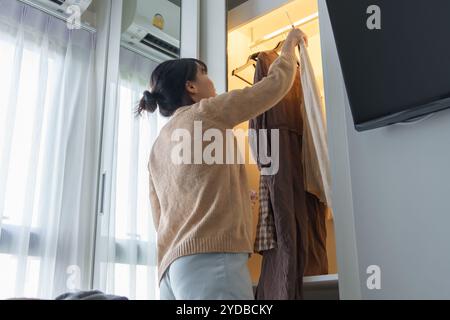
[284,28,308,48]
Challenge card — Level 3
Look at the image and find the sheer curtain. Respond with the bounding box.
[94,47,167,300]
[0,0,98,299]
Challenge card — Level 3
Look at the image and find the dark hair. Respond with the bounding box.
[137,58,207,117]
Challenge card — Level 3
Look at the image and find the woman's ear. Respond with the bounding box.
[185,81,198,95]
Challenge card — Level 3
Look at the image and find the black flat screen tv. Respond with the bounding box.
[325,0,450,131]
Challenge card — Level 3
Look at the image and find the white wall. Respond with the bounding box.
[181,0,199,59]
[319,0,450,299]
[200,0,227,94]
[318,0,361,299]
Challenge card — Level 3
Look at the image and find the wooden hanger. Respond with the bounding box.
[232,38,288,85]
[273,40,285,52]
[231,53,259,85]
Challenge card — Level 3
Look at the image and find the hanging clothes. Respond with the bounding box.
[250,50,328,300]
[298,41,333,210]
[254,175,277,253]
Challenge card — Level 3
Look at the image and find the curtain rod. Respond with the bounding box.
[18,0,96,33]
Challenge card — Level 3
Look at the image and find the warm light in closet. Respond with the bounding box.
[258,12,318,42]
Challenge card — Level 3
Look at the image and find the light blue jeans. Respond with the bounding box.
[159,253,255,300]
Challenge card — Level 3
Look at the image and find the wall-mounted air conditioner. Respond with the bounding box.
[121,0,181,62]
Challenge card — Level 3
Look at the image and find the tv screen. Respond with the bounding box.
[325,0,450,131]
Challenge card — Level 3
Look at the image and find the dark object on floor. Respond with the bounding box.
[55,290,128,300]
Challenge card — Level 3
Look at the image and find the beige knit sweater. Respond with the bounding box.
[148,47,298,283]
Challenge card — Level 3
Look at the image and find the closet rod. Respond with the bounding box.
[250,12,318,49]
[18,0,96,33]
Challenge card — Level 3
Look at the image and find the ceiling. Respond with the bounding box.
[168,0,181,7]
[227,0,249,11]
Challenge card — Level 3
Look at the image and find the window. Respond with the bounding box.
[0,1,98,299]
[0,1,168,300]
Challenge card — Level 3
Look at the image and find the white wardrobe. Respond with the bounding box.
[223,0,450,300]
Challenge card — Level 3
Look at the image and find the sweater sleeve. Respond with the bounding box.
[196,47,298,128]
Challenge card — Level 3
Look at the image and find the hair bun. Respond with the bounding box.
[138,90,159,115]
[143,90,157,104]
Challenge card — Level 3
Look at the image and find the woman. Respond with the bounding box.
[139,28,307,300]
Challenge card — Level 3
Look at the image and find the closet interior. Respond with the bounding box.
[227,0,339,299]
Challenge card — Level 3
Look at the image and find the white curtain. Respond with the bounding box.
[0,0,98,299]
[94,47,167,300]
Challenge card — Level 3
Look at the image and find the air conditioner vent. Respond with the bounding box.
[140,33,180,59]
[48,0,65,5]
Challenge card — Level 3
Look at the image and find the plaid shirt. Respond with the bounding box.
[254,175,277,253]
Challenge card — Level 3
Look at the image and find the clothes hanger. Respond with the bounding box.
[273,39,285,53]
[231,71,253,85]
[231,53,259,85]
[232,41,286,85]
[232,13,297,85]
